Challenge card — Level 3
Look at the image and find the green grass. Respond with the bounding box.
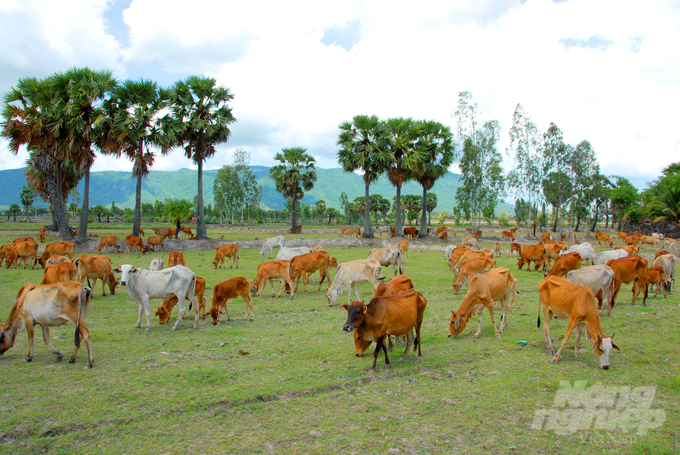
[0,223,678,454]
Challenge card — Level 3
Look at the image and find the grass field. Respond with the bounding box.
[0,222,678,454]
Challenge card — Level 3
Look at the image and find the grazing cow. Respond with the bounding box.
[494,242,501,258]
[311,246,323,252]
[566,265,616,317]
[0,243,15,267]
[540,233,551,244]
[275,246,313,262]
[615,231,628,245]
[0,282,94,368]
[356,227,362,237]
[545,252,582,278]
[461,236,479,250]
[451,249,493,274]
[168,252,185,267]
[449,268,518,339]
[153,227,174,240]
[112,264,197,331]
[249,260,294,299]
[653,254,676,291]
[290,225,302,234]
[39,241,75,268]
[149,258,163,271]
[607,256,649,306]
[180,226,194,239]
[367,247,403,276]
[41,262,78,284]
[510,243,522,258]
[615,245,639,256]
[597,249,630,266]
[125,235,145,254]
[403,227,419,239]
[435,226,447,236]
[339,227,356,238]
[572,233,579,245]
[443,244,456,260]
[447,246,472,270]
[145,235,164,252]
[289,251,330,293]
[638,235,662,250]
[390,226,396,238]
[139,227,145,236]
[327,259,382,306]
[374,225,391,237]
[207,277,254,324]
[654,250,669,260]
[647,266,668,298]
[95,235,120,253]
[45,255,71,266]
[562,242,596,266]
[397,240,409,263]
[260,235,286,259]
[440,231,448,241]
[465,228,474,235]
[212,244,239,269]
[626,235,639,246]
[537,276,619,368]
[543,242,566,269]
[502,230,515,242]
[75,254,117,297]
[156,277,207,324]
[341,289,427,373]
[5,240,38,269]
[452,256,497,294]
[39,228,46,243]
[474,230,482,239]
[518,244,545,272]
[595,231,613,248]
[663,238,677,251]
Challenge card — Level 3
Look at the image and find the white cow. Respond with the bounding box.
[112,264,197,331]
[149,258,163,271]
[326,259,382,306]
[653,254,676,291]
[566,265,616,316]
[444,245,456,260]
[562,242,596,266]
[664,238,677,251]
[275,246,313,262]
[367,247,403,276]
[374,225,391,237]
[597,249,629,265]
[259,236,286,259]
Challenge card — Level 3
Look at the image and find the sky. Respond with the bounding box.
[1,0,679,190]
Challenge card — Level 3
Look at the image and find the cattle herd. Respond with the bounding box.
[0,227,676,373]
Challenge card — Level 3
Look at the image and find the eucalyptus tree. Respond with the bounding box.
[570,140,599,231]
[165,76,235,238]
[589,173,612,231]
[269,147,317,231]
[610,177,640,230]
[53,67,117,242]
[337,115,391,237]
[507,103,543,235]
[104,79,169,236]
[540,123,573,231]
[412,120,455,236]
[385,117,425,237]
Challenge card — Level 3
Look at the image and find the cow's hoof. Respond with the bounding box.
[68,357,75,364]
[473,334,480,339]
[369,369,376,374]
[86,363,93,369]
[55,353,63,362]
[145,327,151,332]
[134,325,141,329]
[24,357,33,362]
[495,334,501,339]
[550,357,558,364]
[417,356,423,361]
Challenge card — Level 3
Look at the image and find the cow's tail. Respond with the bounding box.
[74,259,81,283]
[319,255,329,285]
[75,286,91,348]
[537,293,542,329]
[188,275,197,311]
[610,275,616,309]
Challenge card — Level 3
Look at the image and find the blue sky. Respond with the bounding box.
[1,0,679,192]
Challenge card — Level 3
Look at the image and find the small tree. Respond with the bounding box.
[315,199,327,223]
[20,185,36,221]
[269,147,317,231]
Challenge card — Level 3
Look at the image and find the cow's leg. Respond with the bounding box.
[244,293,254,321]
[370,337,385,373]
[574,326,582,361]
[351,284,361,301]
[24,321,35,362]
[142,298,152,331]
[551,320,577,364]
[172,293,186,331]
[543,308,555,354]
[71,322,93,367]
[268,278,275,297]
[286,276,294,299]
[302,273,309,294]
[41,326,62,362]
[190,293,199,328]
[398,331,413,362]
[499,297,509,332]
[631,280,639,305]
[276,279,286,298]
[135,303,144,328]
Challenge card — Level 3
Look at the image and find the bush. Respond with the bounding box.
[498,211,510,227]
[256,218,263,224]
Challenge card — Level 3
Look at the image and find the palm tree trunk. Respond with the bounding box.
[419,187,428,238]
[196,159,207,239]
[363,182,373,238]
[52,162,73,240]
[76,165,90,244]
[133,172,142,236]
[291,198,298,231]
[395,184,404,237]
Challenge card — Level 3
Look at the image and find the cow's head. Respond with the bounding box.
[353,329,372,356]
[517,256,525,270]
[448,308,467,338]
[111,264,137,286]
[212,258,219,268]
[155,306,169,324]
[209,307,222,325]
[327,287,342,306]
[452,279,464,295]
[259,249,265,259]
[249,279,260,295]
[340,301,366,332]
[0,327,15,355]
[328,257,338,269]
[106,272,119,294]
[593,333,620,370]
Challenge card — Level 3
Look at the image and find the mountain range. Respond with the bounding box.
[0,166,513,215]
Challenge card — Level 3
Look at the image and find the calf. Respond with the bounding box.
[494,242,501,258]
[41,262,78,284]
[663,238,677,251]
[544,252,582,278]
[443,245,456,260]
[156,277,207,323]
[510,243,522,258]
[647,266,668,298]
[75,254,117,297]
[212,244,239,269]
[145,235,164,252]
[540,232,551,244]
[249,260,294,299]
[260,235,286,258]
[607,256,649,306]
[5,239,38,269]
[616,231,628,245]
[95,235,120,253]
[518,244,545,272]
[149,257,163,271]
[452,256,496,294]
[397,240,409,263]
[367,247,403,276]
[125,235,145,254]
[537,276,619,369]
[543,242,566,269]
[461,236,479,250]
[289,251,330,293]
[502,230,514,242]
[339,228,356,238]
[327,259,382,306]
[153,227,174,239]
[207,277,254,324]
[653,254,676,291]
[39,228,46,243]
[0,282,93,368]
[341,289,427,373]
[168,252,185,267]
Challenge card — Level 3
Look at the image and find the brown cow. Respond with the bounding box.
[654,250,669,260]
[537,276,619,369]
[168,252,185,267]
[45,255,71,266]
[41,262,78,284]
[0,281,94,367]
[615,245,638,256]
[75,254,117,297]
[5,240,38,269]
[544,252,582,278]
[595,231,613,248]
[125,235,145,254]
[249,260,294,298]
[539,232,551,244]
[397,240,409,264]
[390,226,396,238]
[543,242,566,269]
[96,235,120,253]
[447,246,472,270]
[339,228,356,238]
[474,230,482,239]
[145,235,164,252]
[625,235,639,246]
[39,228,46,243]
[494,242,501,258]
[616,231,628,245]
[403,227,419,239]
[452,256,497,294]
[510,243,522,258]
[451,249,492,273]
[518,244,545,272]
[638,235,662,250]
[153,227,174,239]
[341,289,427,373]
[180,226,195,239]
[207,277,254,325]
[290,225,302,234]
[39,241,75,268]
[212,244,239,269]
[0,243,15,267]
[156,277,207,323]
[607,256,648,306]
[647,266,668,298]
[289,251,330,293]
[501,230,514,242]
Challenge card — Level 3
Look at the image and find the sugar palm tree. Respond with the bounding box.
[103,79,169,236]
[337,115,391,238]
[413,120,455,237]
[166,199,194,239]
[269,147,317,232]
[165,76,236,239]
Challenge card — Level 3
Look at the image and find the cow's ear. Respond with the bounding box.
[339,304,349,311]
[611,342,621,351]
[454,318,461,330]
[111,268,120,273]
[132,268,138,273]
[362,306,368,313]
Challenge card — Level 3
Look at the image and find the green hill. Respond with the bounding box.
[0,166,513,215]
